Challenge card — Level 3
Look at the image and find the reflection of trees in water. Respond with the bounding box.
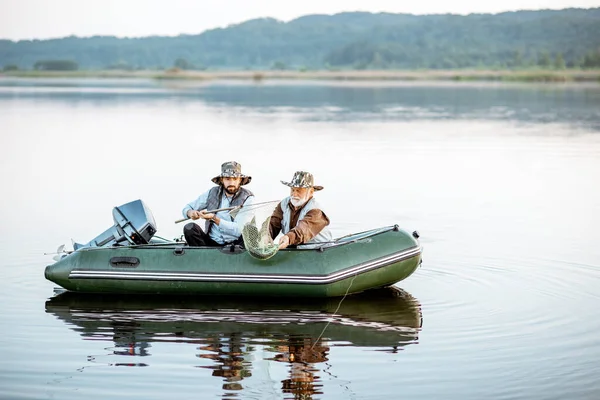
[197,333,253,392]
[269,335,330,399]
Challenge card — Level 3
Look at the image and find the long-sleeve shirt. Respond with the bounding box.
[182,190,254,244]
[269,200,330,246]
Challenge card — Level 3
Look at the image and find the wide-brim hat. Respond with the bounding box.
[211,161,252,186]
[281,171,323,191]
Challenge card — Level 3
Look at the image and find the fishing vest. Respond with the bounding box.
[204,186,254,235]
[280,197,332,245]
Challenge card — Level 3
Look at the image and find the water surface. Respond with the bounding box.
[1,77,599,399]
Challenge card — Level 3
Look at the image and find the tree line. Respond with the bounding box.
[1,8,600,71]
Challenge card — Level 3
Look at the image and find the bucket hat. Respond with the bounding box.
[211,161,251,185]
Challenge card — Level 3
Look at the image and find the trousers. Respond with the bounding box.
[183,223,244,247]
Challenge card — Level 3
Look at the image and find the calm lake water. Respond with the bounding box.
[1,77,599,399]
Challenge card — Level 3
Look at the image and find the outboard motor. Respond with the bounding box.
[73,199,157,250]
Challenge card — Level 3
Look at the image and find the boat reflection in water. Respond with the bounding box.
[45,287,422,397]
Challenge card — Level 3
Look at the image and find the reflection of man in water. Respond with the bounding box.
[110,321,150,367]
[111,322,149,356]
[198,333,252,391]
[272,336,330,399]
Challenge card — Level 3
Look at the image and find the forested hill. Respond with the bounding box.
[2,8,600,70]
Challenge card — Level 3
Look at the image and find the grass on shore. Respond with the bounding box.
[2,68,600,82]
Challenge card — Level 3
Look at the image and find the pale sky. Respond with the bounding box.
[1,0,598,41]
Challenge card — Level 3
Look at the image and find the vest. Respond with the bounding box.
[204,186,254,235]
[280,197,332,245]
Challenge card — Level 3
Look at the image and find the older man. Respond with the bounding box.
[182,161,254,246]
[269,171,332,249]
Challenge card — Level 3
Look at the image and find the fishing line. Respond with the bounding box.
[310,272,358,351]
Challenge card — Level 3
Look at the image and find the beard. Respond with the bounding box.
[290,195,309,207]
[225,185,240,195]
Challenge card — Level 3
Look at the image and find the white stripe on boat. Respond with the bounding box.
[69,246,421,284]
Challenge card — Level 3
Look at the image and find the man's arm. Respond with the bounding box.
[284,209,330,246]
[182,190,210,219]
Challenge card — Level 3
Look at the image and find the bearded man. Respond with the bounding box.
[269,171,332,250]
[182,161,254,247]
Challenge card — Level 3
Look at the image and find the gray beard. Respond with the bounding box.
[290,197,307,207]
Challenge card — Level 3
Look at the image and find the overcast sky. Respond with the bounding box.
[1,0,598,41]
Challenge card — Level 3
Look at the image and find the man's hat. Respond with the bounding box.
[211,161,252,185]
[281,171,323,191]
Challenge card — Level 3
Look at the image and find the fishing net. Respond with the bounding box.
[237,202,280,260]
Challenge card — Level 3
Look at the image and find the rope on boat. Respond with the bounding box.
[310,272,359,351]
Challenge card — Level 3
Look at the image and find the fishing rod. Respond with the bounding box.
[174,199,280,224]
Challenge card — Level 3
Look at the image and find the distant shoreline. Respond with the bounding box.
[2,69,600,83]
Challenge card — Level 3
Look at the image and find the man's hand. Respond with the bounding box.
[199,210,216,221]
[278,235,290,250]
[187,210,202,220]
[187,209,216,222]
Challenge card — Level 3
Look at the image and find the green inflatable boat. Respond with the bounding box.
[45,200,422,297]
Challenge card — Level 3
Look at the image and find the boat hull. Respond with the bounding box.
[45,227,422,297]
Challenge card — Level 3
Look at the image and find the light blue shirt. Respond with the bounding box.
[182,189,254,244]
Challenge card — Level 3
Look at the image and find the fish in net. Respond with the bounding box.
[242,214,279,260]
